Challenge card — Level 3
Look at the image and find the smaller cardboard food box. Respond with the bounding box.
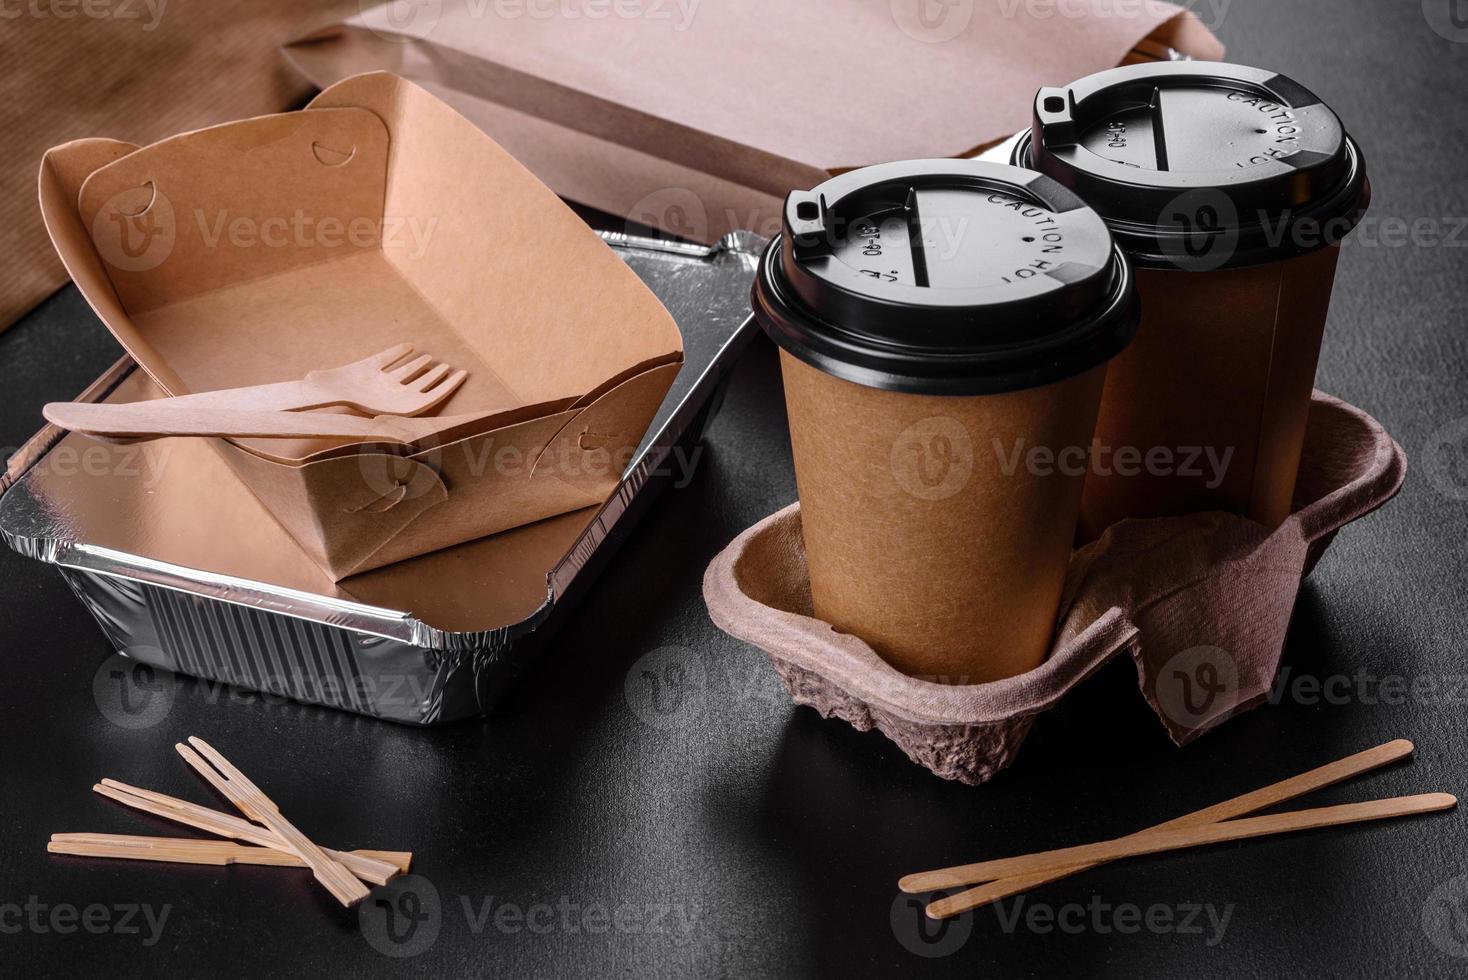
[38,72,684,580]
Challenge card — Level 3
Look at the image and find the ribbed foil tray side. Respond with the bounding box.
[57,567,510,724]
[2,231,766,724]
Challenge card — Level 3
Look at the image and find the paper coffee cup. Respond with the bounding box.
[752,161,1139,683]
[1014,62,1370,534]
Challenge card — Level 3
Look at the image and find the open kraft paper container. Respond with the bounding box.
[38,72,683,580]
[705,393,1407,785]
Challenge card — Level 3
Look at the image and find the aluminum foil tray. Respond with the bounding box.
[0,231,765,725]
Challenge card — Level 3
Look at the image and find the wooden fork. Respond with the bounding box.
[44,343,469,438]
[39,405,488,446]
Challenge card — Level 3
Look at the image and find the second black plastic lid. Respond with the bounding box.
[752,160,1139,396]
[1014,61,1370,270]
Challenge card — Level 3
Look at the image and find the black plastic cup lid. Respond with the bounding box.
[751,160,1139,396]
[1013,61,1370,270]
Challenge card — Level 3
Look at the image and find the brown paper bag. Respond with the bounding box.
[282,0,1223,244]
[1,0,340,332]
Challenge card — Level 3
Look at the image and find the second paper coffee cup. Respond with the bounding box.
[752,161,1139,683]
[1014,62,1370,535]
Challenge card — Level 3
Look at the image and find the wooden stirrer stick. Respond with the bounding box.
[916,793,1453,902]
[906,739,1414,910]
[176,737,369,906]
[48,833,401,871]
[94,780,407,885]
[909,739,1432,919]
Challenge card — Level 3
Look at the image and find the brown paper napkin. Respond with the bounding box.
[0,0,341,333]
[704,392,1408,785]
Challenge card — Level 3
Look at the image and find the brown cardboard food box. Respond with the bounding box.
[37,72,683,580]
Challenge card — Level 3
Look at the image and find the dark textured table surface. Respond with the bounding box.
[3,2,1467,976]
